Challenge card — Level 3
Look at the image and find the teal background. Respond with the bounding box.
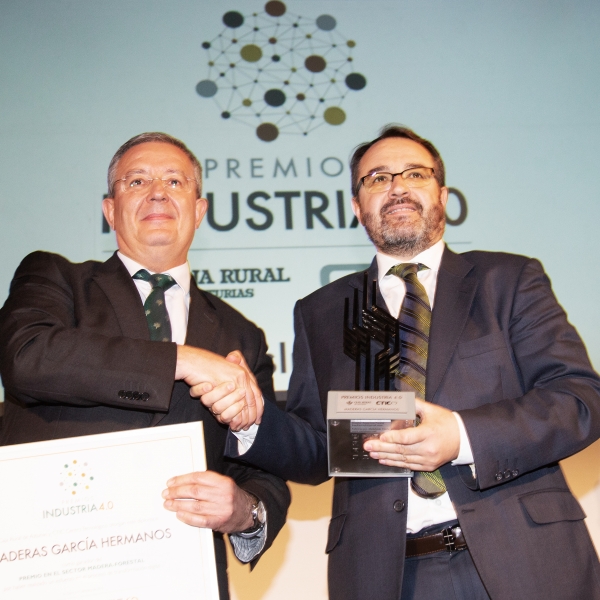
[1,0,599,389]
[1,3,599,597]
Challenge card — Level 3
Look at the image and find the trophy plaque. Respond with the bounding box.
[327,273,416,477]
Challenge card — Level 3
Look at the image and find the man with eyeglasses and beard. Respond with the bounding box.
[0,132,289,600]
[205,125,600,599]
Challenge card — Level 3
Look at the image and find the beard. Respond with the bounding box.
[361,195,446,257]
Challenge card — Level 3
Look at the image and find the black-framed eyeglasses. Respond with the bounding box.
[356,167,435,194]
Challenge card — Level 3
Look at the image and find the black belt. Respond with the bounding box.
[405,525,467,558]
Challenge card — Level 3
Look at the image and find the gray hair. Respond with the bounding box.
[107,132,203,197]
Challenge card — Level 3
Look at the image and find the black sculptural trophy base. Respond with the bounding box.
[327,391,415,478]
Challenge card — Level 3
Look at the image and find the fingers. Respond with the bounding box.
[183,348,264,429]
[225,350,243,365]
[162,471,254,533]
[226,350,264,426]
[364,399,460,470]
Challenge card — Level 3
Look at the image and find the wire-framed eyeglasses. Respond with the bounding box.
[115,174,196,196]
[356,167,435,194]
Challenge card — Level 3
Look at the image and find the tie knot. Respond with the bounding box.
[387,262,429,280]
[133,269,177,291]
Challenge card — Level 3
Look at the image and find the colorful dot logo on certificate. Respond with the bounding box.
[59,458,94,495]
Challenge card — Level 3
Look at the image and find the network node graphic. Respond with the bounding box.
[196,1,366,141]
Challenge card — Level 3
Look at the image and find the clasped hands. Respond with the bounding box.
[175,346,262,431]
[363,399,461,472]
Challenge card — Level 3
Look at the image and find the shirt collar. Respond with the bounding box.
[117,251,191,295]
[376,239,445,283]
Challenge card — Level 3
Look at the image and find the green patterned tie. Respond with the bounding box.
[132,269,177,342]
[388,263,446,499]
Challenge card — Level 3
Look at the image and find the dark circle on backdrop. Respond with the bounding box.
[345,73,367,90]
[272,55,281,62]
[223,11,244,28]
[316,15,336,30]
[196,80,218,97]
[202,42,210,49]
[264,89,286,106]
[269,37,277,44]
[257,123,279,141]
[265,1,286,17]
[347,40,356,48]
[446,188,468,226]
[305,55,326,73]
[221,111,231,119]
[296,93,305,100]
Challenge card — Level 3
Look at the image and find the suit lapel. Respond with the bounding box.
[92,253,149,340]
[426,248,477,402]
[185,281,220,350]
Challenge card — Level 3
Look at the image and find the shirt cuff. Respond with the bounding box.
[229,520,267,563]
[451,412,475,465]
[232,423,259,455]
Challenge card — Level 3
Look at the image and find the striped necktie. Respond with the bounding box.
[388,262,446,499]
[132,269,177,342]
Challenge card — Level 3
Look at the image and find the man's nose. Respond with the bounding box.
[148,179,167,201]
[388,174,410,196]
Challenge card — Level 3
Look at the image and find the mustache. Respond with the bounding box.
[380,196,423,216]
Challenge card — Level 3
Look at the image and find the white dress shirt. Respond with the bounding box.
[117,252,265,561]
[376,239,474,533]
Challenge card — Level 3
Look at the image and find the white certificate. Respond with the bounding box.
[0,422,219,599]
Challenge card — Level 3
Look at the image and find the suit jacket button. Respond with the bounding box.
[393,500,405,512]
[495,472,503,481]
[512,469,519,477]
[141,393,150,401]
[132,392,140,400]
[118,390,126,399]
[125,391,133,400]
[503,469,512,479]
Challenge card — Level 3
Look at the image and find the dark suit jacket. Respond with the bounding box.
[0,251,290,600]
[232,247,600,600]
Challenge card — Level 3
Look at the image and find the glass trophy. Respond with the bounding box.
[327,273,416,477]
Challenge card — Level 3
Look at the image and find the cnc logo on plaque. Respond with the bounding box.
[196,1,367,141]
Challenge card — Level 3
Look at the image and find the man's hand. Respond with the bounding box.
[175,346,262,430]
[162,471,255,533]
[363,399,460,470]
[194,350,264,430]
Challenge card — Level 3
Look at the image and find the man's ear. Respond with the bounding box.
[351,196,362,225]
[195,197,209,229]
[439,186,449,209]
[102,197,115,230]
